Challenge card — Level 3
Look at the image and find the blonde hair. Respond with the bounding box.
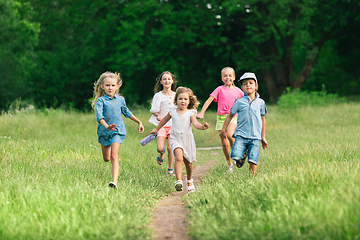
[91,71,122,110]
[154,71,177,93]
[174,87,200,110]
[221,67,235,86]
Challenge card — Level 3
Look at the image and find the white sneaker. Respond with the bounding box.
[227,165,234,174]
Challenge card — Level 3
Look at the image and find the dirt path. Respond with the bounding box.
[150,159,216,240]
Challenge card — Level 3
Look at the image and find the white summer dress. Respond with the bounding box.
[169,108,197,163]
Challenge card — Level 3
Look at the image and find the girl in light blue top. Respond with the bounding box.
[92,71,144,189]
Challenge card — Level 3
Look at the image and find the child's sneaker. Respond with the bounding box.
[109,182,117,189]
[174,180,183,191]
[234,156,246,168]
[227,164,234,174]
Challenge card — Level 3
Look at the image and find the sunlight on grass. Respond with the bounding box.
[1,103,360,239]
[184,103,360,240]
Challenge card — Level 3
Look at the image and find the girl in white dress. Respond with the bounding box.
[148,71,177,176]
[151,87,209,193]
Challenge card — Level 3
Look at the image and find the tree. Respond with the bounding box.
[0,0,40,111]
[24,0,360,110]
[217,0,360,102]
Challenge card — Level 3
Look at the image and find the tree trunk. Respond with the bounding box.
[293,46,320,89]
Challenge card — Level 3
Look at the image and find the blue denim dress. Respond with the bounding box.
[96,94,132,146]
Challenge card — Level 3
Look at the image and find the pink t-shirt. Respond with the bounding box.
[210,85,244,115]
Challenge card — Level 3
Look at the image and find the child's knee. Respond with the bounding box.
[157,147,165,153]
[103,156,110,162]
[110,154,118,162]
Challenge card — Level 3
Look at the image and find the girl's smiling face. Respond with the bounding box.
[101,77,119,98]
[221,68,235,87]
[176,92,190,110]
[160,73,174,89]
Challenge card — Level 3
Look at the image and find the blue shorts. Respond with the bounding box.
[231,136,260,165]
[98,133,124,146]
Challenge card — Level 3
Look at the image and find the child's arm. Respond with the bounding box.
[190,114,209,130]
[129,115,145,133]
[152,112,162,121]
[261,115,268,149]
[196,96,214,119]
[150,113,171,135]
[219,113,234,138]
[99,119,117,131]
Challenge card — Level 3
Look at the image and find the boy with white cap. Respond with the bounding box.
[219,72,268,176]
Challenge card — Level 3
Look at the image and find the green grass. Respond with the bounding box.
[1,103,360,239]
[0,108,215,239]
[185,103,360,240]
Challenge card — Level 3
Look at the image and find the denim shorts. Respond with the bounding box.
[231,136,260,165]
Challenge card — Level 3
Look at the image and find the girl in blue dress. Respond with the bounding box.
[92,71,144,188]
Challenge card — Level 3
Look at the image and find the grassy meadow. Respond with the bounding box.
[1,102,360,239]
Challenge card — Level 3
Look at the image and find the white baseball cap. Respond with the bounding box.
[238,72,258,84]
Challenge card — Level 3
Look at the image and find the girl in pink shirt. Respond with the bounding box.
[197,67,244,173]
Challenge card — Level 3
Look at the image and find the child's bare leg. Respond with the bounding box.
[101,145,111,162]
[157,136,166,159]
[219,131,232,165]
[249,162,257,177]
[110,142,120,184]
[166,139,174,170]
[184,159,193,187]
[226,123,236,149]
[173,148,184,181]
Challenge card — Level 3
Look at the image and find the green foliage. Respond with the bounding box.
[277,85,346,109]
[0,0,360,112]
[0,0,40,111]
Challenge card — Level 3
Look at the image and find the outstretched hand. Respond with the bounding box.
[138,122,144,134]
[261,137,268,149]
[106,124,118,131]
[196,113,204,119]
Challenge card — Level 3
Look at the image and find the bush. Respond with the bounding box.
[277,85,346,109]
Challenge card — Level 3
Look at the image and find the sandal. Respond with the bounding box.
[174,180,183,191]
[156,148,166,165]
[186,178,195,193]
[168,168,175,176]
[109,182,117,189]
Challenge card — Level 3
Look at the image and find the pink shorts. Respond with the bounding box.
[157,126,172,139]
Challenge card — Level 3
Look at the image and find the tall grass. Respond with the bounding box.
[1,102,360,239]
[0,108,215,239]
[185,102,360,240]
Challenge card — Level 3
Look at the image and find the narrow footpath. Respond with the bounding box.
[150,159,216,240]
